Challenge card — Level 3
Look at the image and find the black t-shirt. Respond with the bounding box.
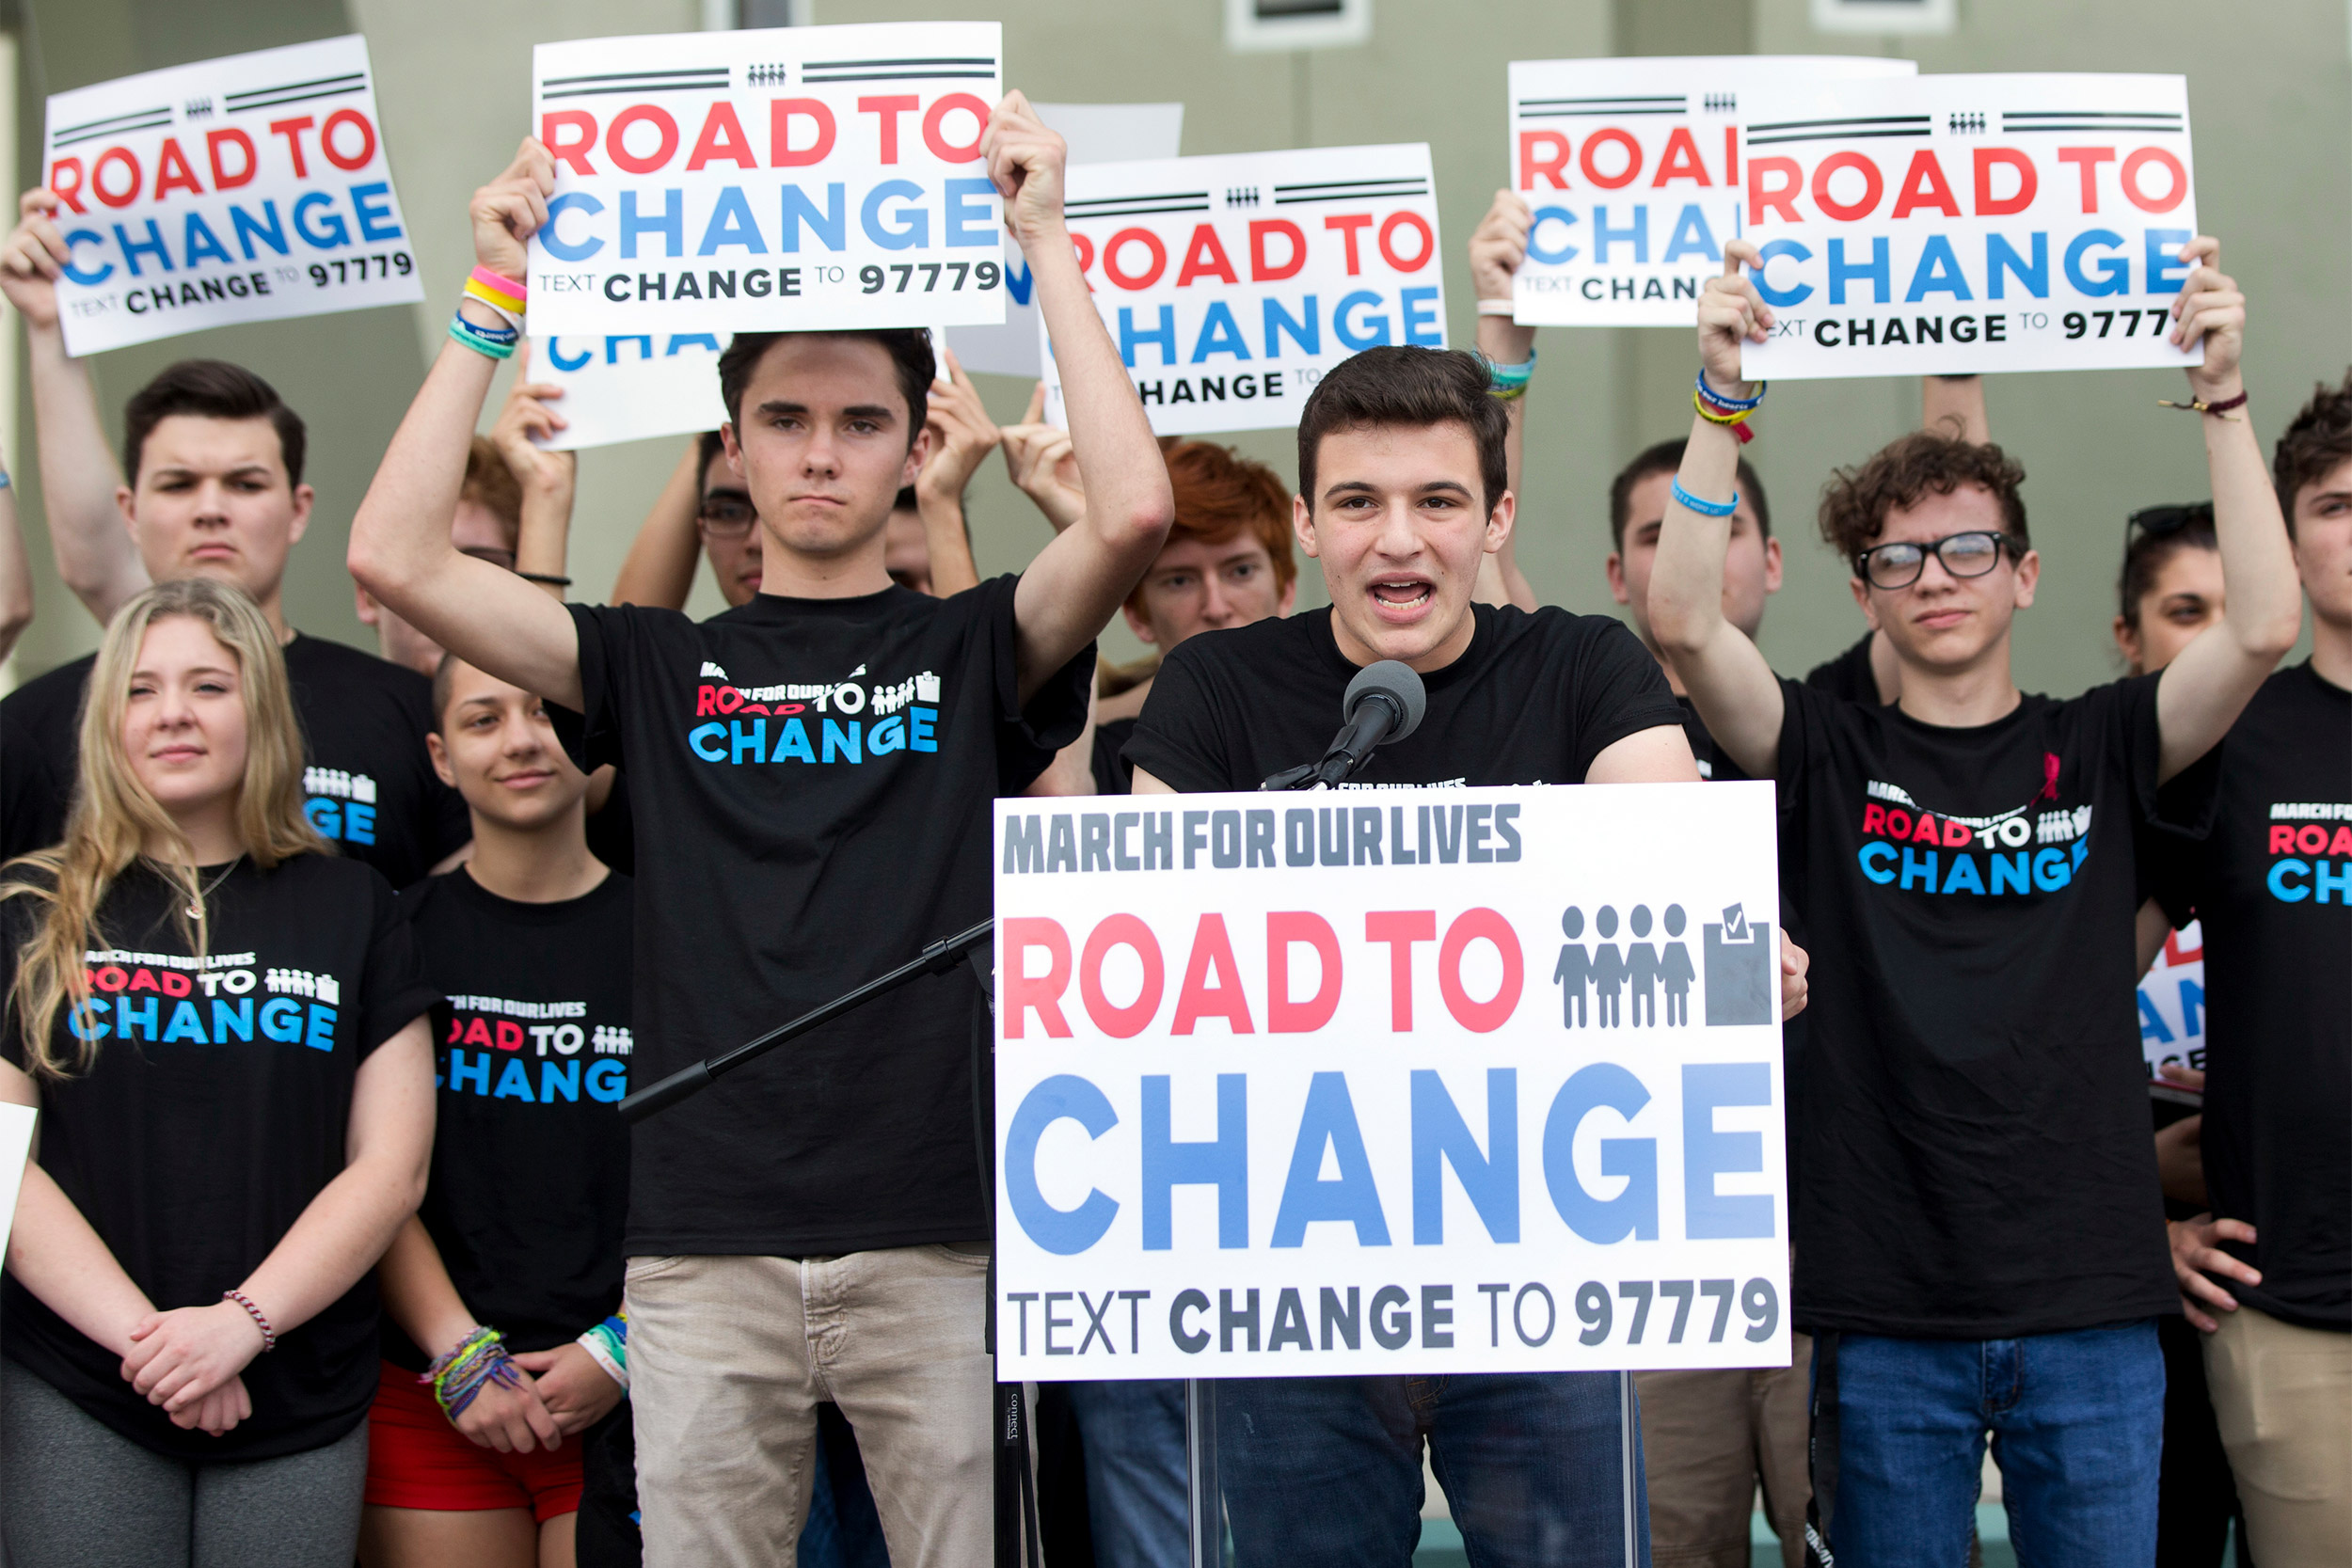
[1123,603,1683,793]
[1091,716,1138,796]
[390,868,633,1368]
[558,577,1090,1256]
[1677,694,1750,784]
[1804,633,1887,706]
[0,855,437,1459]
[1774,676,2210,1338]
[1,705,65,863]
[2150,662,2350,1331]
[0,636,469,889]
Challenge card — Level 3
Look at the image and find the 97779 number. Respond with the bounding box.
[1573,1276,1780,1346]
[2063,309,2169,340]
[310,251,412,288]
[859,261,1000,294]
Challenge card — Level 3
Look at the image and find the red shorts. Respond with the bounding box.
[364,1359,583,1523]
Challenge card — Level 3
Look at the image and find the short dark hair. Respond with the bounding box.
[1819,431,2028,571]
[429,651,462,736]
[696,429,729,492]
[716,331,933,447]
[894,486,919,512]
[1608,439,1772,550]
[123,359,306,487]
[2118,504,2217,631]
[2272,369,2352,535]
[1296,346,1508,516]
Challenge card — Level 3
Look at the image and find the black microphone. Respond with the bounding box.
[1263,659,1427,789]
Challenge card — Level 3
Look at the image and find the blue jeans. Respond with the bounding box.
[1811,1322,2164,1568]
[1065,1381,1188,1568]
[1216,1373,1647,1568]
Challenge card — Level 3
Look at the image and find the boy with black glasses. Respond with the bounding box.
[1649,239,2302,1566]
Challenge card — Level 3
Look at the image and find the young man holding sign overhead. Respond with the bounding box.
[348,96,1174,1568]
[1123,343,1808,1568]
[1648,240,2301,1565]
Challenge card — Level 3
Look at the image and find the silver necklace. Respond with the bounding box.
[185,855,244,920]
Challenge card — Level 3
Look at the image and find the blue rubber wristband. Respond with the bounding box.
[1695,370,1765,411]
[1670,478,1739,518]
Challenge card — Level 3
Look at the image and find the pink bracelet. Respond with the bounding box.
[223,1290,277,1354]
[469,265,527,305]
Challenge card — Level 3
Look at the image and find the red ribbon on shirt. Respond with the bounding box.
[2037,752,2061,803]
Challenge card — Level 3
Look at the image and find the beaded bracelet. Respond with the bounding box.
[222,1290,276,1354]
[422,1325,522,1419]
[1671,478,1739,518]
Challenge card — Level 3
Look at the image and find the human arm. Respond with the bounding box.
[508,1341,623,1437]
[2169,1212,2260,1333]
[914,347,994,597]
[1645,245,1788,779]
[1470,190,1538,612]
[1921,376,1989,444]
[121,1015,434,1418]
[1000,383,1088,535]
[0,450,29,660]
[0,191,149,623]
[2149,240,2304,783]
[992,93,1176,702]
[347,141,584,709]
[611,439,707,609]
[490,347,579,602]
[377,1215,565,1451]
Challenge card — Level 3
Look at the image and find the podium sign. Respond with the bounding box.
[993,783,1789,1381]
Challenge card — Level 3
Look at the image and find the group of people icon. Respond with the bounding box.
[1552,904,1697,1027]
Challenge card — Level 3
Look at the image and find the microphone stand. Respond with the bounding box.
[618,917,994,1122]
[1259,691,1404,791]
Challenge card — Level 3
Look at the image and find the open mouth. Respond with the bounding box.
[1368,576,1434,616]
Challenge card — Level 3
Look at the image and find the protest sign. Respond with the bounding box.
[43,36,422,356]
[2138,918,2205,1080]
[1737,73,2201,379]
[1506,55,1914,327]
[945,101,1185,379]
[1041,144,1443,436]
[993,783,1790,1380]
[532,331,730,451]
[527,23,1005,336]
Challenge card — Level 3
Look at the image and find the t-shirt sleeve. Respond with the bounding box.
[354,869,441,1057]
[2107,672,2221,842]
[977,575,1094,795]
[1120,641,1234,794]
[1565,617,1689,781]
[550,603,650,775]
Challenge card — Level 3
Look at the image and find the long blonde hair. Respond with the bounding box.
[2,579,326,1076]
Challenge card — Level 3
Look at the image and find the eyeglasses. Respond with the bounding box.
[2126,502,2213,542]
[1855,530,2015,590]
[459,545,517,572]
[697,494,757,538]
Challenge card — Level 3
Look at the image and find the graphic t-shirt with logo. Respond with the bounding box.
[2149,661,2350,1331]
[389,867,633,1368]
[558,578,1090,1256]
[0,635,470,888]
[0,855,437,1459]
[1774,675,2209,1339]
[1123,603,1684,794]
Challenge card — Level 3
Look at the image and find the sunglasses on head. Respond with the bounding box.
[2126,502,2213,542]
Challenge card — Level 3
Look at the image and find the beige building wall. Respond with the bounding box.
[8,0,2347,690]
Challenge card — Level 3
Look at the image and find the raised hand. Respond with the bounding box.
[1469,190,1532,306]
[470,139,557,281]
[980,91,1069,255]
[1699,242,1772,400]
[918,347,1003,506]
[2169,237,2244,396]
[0,189,69,329]
[490,345,576,496]
[1000,382,1087,534]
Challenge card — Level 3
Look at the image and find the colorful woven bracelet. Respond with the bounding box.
[422,1325,521,1419]
[1671,478,1739,518]
[449,311,518,361]
[576,1312,628,1389]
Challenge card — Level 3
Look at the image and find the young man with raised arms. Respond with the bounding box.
[1121,342,1807,1568]
[0,195,469,887]
[348,97,1174,1568]
[1648,239,2301,1565]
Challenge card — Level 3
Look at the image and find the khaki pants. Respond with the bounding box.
[626,1246,994,1568]
[2202,1304,2352,1568]
[1634,1334,1812,1568]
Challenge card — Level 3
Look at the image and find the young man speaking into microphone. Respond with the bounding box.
[1122,343,1808,1567]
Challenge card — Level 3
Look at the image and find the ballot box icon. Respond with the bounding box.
[1702,904,1772,1026]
